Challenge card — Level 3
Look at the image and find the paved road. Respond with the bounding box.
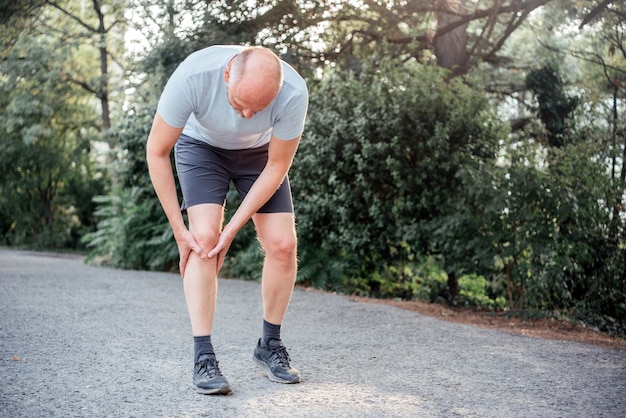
[1,249,625,417]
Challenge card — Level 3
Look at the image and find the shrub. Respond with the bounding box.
[291,59,502,293]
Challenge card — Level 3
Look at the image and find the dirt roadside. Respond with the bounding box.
[350,295,626,351]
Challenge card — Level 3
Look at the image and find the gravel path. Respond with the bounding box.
[1,249,625,417]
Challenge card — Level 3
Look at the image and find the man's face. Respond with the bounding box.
[226,84,264,119]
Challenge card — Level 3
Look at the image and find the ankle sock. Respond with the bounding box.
[193,335,214,362]
[262,319,281,346]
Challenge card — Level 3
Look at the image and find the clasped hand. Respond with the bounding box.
[175,228,234,278]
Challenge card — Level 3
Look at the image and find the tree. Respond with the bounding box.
[3,1,127,137]
[433,1,626,326]
[314,0,555,77]
[0,0,46,30]
[525,62,578,147]
[0,34,105,248]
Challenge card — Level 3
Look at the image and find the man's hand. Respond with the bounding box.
[207,227,236,274]
[175,228,205,278]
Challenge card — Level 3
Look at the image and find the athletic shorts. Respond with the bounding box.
[174,134,294,213]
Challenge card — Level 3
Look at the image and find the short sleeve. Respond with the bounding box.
[156,65,197,129]
[272,85,309,140]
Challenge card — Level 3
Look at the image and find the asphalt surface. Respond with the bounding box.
[1,249,625,417]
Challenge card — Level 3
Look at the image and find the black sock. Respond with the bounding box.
[193,335,214,362]
[262,319,281,346]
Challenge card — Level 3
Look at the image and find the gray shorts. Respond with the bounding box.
[174,134,293,213]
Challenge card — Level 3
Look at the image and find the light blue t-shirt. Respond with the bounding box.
[157,45,308,150]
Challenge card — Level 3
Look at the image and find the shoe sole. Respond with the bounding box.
[252,354,301,384]
[192,382,232,395]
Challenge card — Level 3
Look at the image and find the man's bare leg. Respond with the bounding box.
[184,203,224,336]
[185,203,231,394]
[253,212,298,325]
[251,212,301,383]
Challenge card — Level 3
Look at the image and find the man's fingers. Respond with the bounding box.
[207,240,223,258]
[216,251,225,275]
[179,250,189,278]
[207,247,218,259]
[176,230,207,278]
[191,243,206,259]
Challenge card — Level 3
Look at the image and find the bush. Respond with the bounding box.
[458,274,507,310]
[82,187,178,271]
[291,59,502,293]
[436,136,625,331]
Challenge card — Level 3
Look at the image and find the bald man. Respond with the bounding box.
[146,45,308,395]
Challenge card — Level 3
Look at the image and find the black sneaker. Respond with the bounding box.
[253,338,301,384]
[192,354,232,395]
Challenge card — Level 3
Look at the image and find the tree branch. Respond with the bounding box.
[538,39,626,88]
[61,73,99,97]
[579,0,613,29]
[46,1,97,33]
[432,0,553,41]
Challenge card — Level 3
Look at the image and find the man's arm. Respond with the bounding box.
[146,112,204,276]
[208,134,300,268]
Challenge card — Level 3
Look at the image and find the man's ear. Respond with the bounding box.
[224,55,237,82]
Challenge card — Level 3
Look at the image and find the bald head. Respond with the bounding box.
[226,47,284,118]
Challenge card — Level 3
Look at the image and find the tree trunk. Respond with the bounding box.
[609,85,621,244]
[434,0,469,72]
[447,271,458,303]
[93,0,111,134]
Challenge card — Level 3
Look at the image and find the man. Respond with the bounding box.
[146,45,308,395]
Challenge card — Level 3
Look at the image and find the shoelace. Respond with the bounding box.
[268,344,292,368]
[196,357,222,378]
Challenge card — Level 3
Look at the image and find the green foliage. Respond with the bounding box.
[135,0,323,85]
[0,0,45,28]
[435,135,625,330]
[526,62,579,147]
[294,246,351,290]
[0,32,106,250]
[339,256,443,301]
[338,256,505,309]
[219,235,264,281]
[114,102,157,191]
[458,274,507,310]
[292,59,503,294]
[82,99,181,271]
[218,187,264,280]
[413,257,449,303]
[82,187,177,271]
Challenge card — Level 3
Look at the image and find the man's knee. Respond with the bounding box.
[263,233,297,262]
[192,229,220,251]
[187,203,224,251]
